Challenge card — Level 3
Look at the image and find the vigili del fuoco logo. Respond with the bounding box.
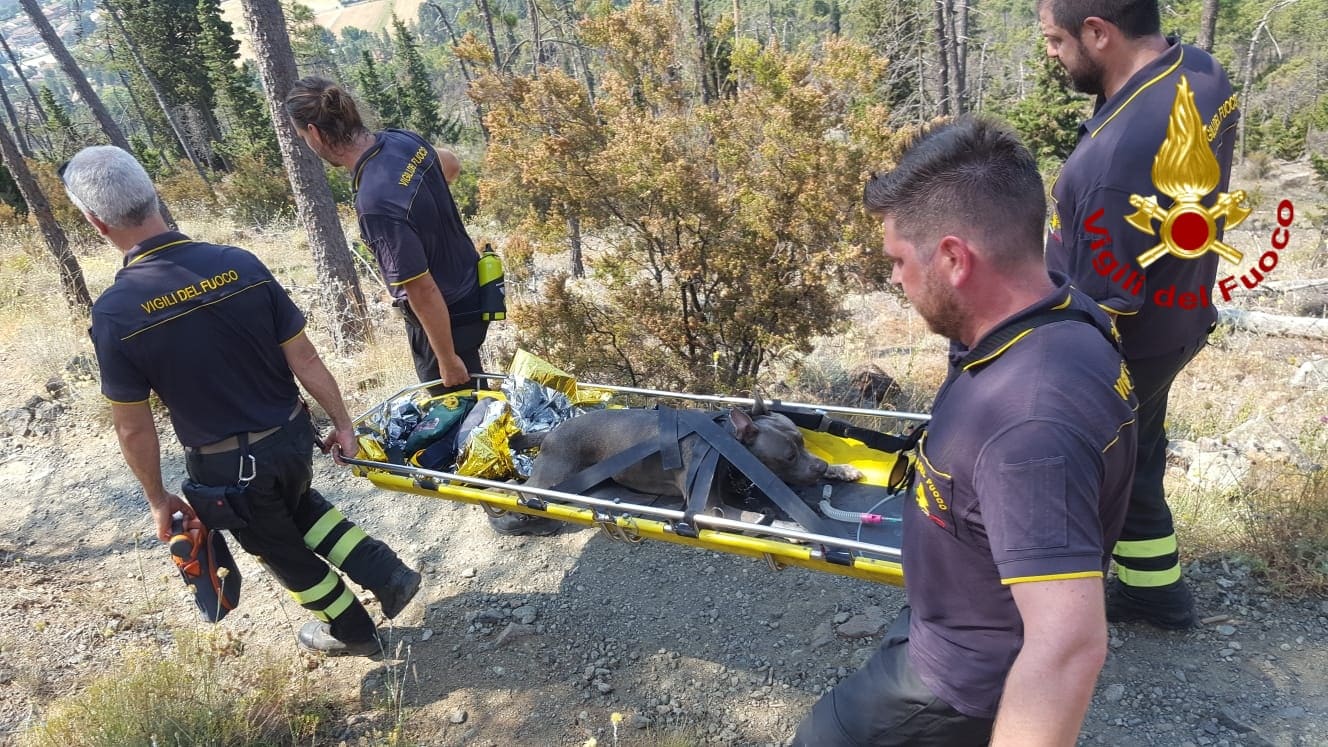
[1086,76,1297,310]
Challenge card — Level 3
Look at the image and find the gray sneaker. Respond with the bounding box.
[376,565,422,620]
[297,621,381,657]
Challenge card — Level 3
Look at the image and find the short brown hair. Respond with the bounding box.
[284,77,367,148]
[863,116,1046,269]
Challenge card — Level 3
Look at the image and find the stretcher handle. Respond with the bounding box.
[358,373,931,425]
[338,453,903,557]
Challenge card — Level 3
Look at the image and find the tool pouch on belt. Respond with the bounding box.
[169,514,242,623]
[181,482,251,530]
[181,432,255,530]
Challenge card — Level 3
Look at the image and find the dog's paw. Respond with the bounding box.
[825,463,863,482]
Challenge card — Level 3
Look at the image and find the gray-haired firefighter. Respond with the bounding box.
[65,145,420,656]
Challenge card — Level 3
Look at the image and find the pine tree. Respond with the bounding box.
[1003,53,1089,168]
[355,50,405,128]
[38,86,78,157]
[197,0,279,166]
[391,16,442,139]
[110,0,222,146]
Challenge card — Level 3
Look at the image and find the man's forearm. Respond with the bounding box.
[283,334,352,430]
[991,640,1104,745]
[406,279,458,360]
[114,406,167,504]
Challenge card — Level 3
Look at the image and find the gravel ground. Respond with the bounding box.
[0,401,1325,747]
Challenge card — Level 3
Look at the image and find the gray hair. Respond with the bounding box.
[60,145,159,229]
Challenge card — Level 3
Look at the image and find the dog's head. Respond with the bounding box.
[729,395,828,486]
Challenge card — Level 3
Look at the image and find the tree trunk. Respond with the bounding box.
[240,0,369,347]
[21,0,130,152]
[943,0,962,113]
[528,0,541,76]
[954,0,969,112]
[555,0,596,103]
[1218,308,1328,340]
[932,0,951,115]
[1238,1,1298,157]
[0,76,29,157]
[426,2,488,139]
[116,68,173,171]
[0,98,91,313]
[20,0,178,229]
[1198,0,1219,52]
[567,213,584,279]
[693,0,714,104]
[475,0,504,71]
[102,0,214,197]
[0,32,47,123]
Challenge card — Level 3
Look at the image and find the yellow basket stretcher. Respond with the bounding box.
[343,375,929,587]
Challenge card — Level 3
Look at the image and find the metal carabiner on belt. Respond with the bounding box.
[236,431,256,487]
[237,454,256,487]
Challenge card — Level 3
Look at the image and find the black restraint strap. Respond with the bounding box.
[658,407,683,471]
[544,408,845,540]
[550,439,663,496]
[682,443,722,518]
[680,412,842,538]
[773,407,920,455]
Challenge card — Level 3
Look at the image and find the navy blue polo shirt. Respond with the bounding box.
[1046,41,1237,359]
[905,276,1136,718]
[353,129,480,319]
[89,231,306,447]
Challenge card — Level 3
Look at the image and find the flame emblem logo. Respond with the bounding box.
[1126,75,1249,267]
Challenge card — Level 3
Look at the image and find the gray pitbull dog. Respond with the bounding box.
[522,398,862,503]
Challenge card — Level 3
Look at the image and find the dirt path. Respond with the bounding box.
[1,402,1325,746]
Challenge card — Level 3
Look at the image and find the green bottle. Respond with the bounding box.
[477,243,506,321]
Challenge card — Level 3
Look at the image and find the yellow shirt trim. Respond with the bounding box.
[391,269,430,287]
[105,395,150,405]
[962,329,1033,372]
[1091,48,1185,138]
[127,239,190,266]
[1002,570,1103,585]
[280,325,308,346]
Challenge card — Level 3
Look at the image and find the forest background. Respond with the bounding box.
[0,0,1325,393]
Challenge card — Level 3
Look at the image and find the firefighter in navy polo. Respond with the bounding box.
[1040,0,1239,629]
[284,77,561,538]
[795,118,1135,746]
[65,145,421,656]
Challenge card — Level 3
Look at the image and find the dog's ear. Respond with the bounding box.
[730,408,758,444]
[751,390,768,417]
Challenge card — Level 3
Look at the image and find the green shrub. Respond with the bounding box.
[217,156,296,227]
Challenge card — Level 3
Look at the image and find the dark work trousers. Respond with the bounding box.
[1112,333,1209,592]
[793,608,994,746]
[185,410,404,644]
[399,301,488,395]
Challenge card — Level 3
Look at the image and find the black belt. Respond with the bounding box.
[190,402,303,455]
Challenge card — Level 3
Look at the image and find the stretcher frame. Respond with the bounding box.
[344,374,930,587]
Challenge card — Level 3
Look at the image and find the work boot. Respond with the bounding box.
[1105,577,1197,630]
[487,511,563,537]
[297,621,382,657]
[376,565,422,620]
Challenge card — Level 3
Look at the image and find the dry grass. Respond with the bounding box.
[22,631,333,747]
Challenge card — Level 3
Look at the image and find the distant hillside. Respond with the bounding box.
[219,0,425,43]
